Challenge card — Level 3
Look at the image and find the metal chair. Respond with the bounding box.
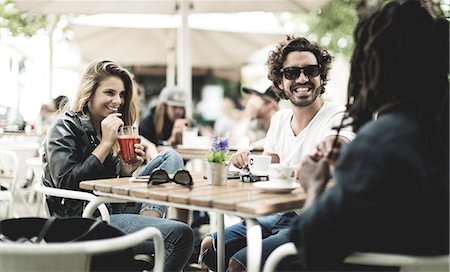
[0,225,165,272]
[33,181,111,222]
[0,150,20,218]
[263,242,450,272]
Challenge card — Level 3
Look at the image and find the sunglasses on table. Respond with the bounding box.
[147,169,193,190]
[280,65,321,80]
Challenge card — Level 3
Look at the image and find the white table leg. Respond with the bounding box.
[216,212,225,272]
[246,218,262,272]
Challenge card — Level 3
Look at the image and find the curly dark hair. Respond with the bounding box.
[348,1,448,130]
[266,36,333,100]
[346,0,448,151]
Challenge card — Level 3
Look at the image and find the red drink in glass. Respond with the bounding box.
[118,126,140,163]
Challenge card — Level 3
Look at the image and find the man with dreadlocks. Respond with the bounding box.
[199,35,355,271]
[288,0,449,270]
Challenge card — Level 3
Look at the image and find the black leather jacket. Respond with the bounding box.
[42,110,120,217]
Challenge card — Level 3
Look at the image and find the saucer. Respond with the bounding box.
[253,181,300,193]
[250,171,269,176]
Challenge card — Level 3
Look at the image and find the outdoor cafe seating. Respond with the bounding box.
[263,242,450,272]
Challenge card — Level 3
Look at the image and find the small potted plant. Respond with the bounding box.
[206,135,229,185]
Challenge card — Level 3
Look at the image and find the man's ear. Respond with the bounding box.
[277,82,283,90]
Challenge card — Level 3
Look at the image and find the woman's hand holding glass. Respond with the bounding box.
[120,142,145,176]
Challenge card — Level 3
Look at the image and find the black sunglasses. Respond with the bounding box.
[147,169,193,189]
[280,65,320,80]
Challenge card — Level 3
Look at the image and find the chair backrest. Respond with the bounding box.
[0,140,40,188]
[344,252,450,272]
[34,182,111,222]
[0,225,165,272]
[263,242,450,272]
[0,149,20,218]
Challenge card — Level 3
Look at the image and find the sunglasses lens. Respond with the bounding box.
[304,65,320,77]
[149,169,169,185]
[173,170,193,186]
[282,65,320,80]
[283,67,300,80]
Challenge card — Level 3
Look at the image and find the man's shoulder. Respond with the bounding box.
[322,101,346,113]
[272,108,293,120]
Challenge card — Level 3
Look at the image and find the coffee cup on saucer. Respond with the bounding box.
[268,163,295,186]
[247,154,271,176]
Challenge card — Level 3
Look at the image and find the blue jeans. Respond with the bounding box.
[110,149,193,271]
[110,214,194,271]
[201,212,297,271]
[111,149,184,216]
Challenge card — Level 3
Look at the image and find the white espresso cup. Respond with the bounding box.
[247,154,271,176]
[269,163,295,186]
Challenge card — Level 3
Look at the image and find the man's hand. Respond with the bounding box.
[243,94,265,118]
[230,149,251,169]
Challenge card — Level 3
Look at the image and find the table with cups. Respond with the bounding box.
[79,160,305,272]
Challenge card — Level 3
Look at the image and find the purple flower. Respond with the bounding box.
[211,135,229,152]
[208,135,229,163]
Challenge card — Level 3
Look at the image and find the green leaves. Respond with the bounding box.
[207,135,229,163]
[207,151,228,164]
[0,0,47,37]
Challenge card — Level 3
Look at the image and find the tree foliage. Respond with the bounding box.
[302,0,449,60]
[0,0,47,37]
[305,0,365,59]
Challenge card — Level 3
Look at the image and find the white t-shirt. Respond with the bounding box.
[264,102,355,165]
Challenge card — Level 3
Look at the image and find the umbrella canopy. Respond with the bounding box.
[14,0,330,15]
[13,0,331,118]
[71,13,287,68]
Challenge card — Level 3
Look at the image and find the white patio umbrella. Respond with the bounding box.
[68,12,289,118]
[14,0,331,118]
[70,13,287,68]
[14,0,330,15]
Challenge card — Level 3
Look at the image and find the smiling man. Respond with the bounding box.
[199,36,355,272]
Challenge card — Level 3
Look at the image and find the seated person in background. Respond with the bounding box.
[139,85,192,223]
[51,95,69,114]
[229,86,279,150]
[213,97,240,138]
[42,60,194,271]
[139,85,189,152]
[287,1,449,271]
[199,36,355,271]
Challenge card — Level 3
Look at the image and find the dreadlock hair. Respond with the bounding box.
[266,36,333,100]
[346,0,449,152]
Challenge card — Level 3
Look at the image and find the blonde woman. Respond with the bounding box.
[42,60,193,271]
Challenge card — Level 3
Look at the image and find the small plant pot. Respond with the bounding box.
[206,162,228,186]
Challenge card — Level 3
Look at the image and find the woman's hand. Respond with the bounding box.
[168,118,189,145]
[311,135,349,166]
[295,156,330,209]
[120,142,145,176]
[100,113,124,147]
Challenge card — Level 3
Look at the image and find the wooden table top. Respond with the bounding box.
[80,172,305,217]
[158,146,264,160]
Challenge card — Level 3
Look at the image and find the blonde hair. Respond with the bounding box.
[72,60,139,154]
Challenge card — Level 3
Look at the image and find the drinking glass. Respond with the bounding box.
[118,125,140,164]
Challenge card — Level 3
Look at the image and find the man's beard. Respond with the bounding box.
[289,85,321,107]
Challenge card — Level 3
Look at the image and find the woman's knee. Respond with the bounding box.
[160,149,184,171]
